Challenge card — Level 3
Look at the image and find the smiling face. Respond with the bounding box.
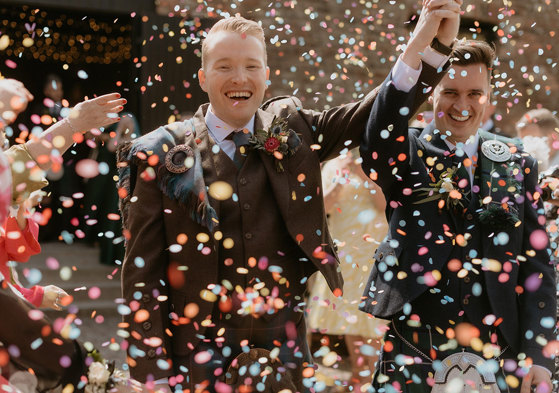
[432,63,490,144]
[198,31,270,129]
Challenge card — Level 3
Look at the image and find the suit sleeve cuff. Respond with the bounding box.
[391,55,422,93]
[423,46,451,70]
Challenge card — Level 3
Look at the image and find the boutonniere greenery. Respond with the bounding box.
[414,166,469,210]
[249,117,301,172]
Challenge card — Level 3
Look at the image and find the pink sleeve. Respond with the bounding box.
[3,216,41,262]
[17,284,44,307]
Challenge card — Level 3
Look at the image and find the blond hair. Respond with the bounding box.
[201,16,267,69]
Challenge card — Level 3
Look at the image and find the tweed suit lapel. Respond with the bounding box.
[191,104,222,225]
[417,124,463,233]
[476,132,521,260]
[254,108,291,220]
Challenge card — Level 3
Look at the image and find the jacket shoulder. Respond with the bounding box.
[261,95,304,115]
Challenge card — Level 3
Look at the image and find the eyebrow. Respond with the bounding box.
[213,57,263,64]
[442,88,485,94]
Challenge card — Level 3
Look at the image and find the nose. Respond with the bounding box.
[231,67,248,84]
[452,96,470,116]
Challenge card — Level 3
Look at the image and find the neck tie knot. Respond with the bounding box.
[227,130,251,168]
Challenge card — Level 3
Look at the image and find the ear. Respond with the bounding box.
[428,94,434,105]
[198,68,207,92]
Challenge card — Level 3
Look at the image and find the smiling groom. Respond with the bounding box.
[118,6,459,392]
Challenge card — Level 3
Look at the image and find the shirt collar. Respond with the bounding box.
[444,131,480,159]
[204,105,255,143]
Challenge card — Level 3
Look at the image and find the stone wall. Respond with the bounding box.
[156,0,559,135]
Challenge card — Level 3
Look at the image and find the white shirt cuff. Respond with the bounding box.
[391,55,422,93]
[423,45,451,70]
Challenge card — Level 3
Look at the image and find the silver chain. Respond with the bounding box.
[390,320,510,363]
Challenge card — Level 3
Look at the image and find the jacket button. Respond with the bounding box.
[538,301,546,309]
[147,349,156,359]
[142,294,150,303]
[239,177,248,185]
[463,298,469,305]
[465,213,473,220]
[243,203,251,210]
[464,277,471,283]
[142,321,152,330]
[244,232,253,240]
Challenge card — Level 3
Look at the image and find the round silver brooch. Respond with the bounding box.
[165,145,193,174]
[481,140,511,162]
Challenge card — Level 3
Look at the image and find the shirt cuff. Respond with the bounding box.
[423,45,451,70]
[391,55,422,93]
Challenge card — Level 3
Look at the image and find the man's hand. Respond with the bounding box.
[436,0,462,46]
[521,366,552,393]
[402,0,462,69]
[0,78,34,124]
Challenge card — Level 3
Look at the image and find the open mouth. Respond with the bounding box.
[226,91,252,101]
[449,113,470,122]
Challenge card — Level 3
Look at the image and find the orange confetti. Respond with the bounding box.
[134,309,150,323]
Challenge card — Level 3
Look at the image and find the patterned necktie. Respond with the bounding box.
[226,130,251,168]
[452,151,472,198]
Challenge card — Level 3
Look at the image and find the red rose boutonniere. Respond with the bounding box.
[249,117,301,172]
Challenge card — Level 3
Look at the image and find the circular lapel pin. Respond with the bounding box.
[481,140,511,162]
[165,145,193,173]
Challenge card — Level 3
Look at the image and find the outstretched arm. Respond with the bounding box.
[25,92,126,170]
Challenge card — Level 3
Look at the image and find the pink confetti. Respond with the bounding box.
[28,309,44,321]
[88,286,101,299]
[529,229,548,250]
[5,59,16,69]
[75,159,100,179]
[194,351,211,364]
[46,257,59,270]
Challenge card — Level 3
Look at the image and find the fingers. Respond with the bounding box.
[520,373,533,393]
[91,92,122,105]
[106,104,125,115]
[425,0,460,8]
[431,9,460,19]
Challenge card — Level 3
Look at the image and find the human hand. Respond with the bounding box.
[15,190,45,229]
[0,78,34,124]
[41,285,69,310]
[520,366,552,393]
[435,0,462,46]
[409,0,462,50]
[67,93,126,133]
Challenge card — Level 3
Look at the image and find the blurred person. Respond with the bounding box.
[30,74,85,242]
[84,113,139,265]
[0,78,135,392]
[518,110,559,388]
[307,150,388,391]
[1,190,69,309]
[517,108,559,169]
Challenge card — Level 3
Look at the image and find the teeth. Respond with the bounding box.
[227,91,252,98]
[450,114,469,122]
